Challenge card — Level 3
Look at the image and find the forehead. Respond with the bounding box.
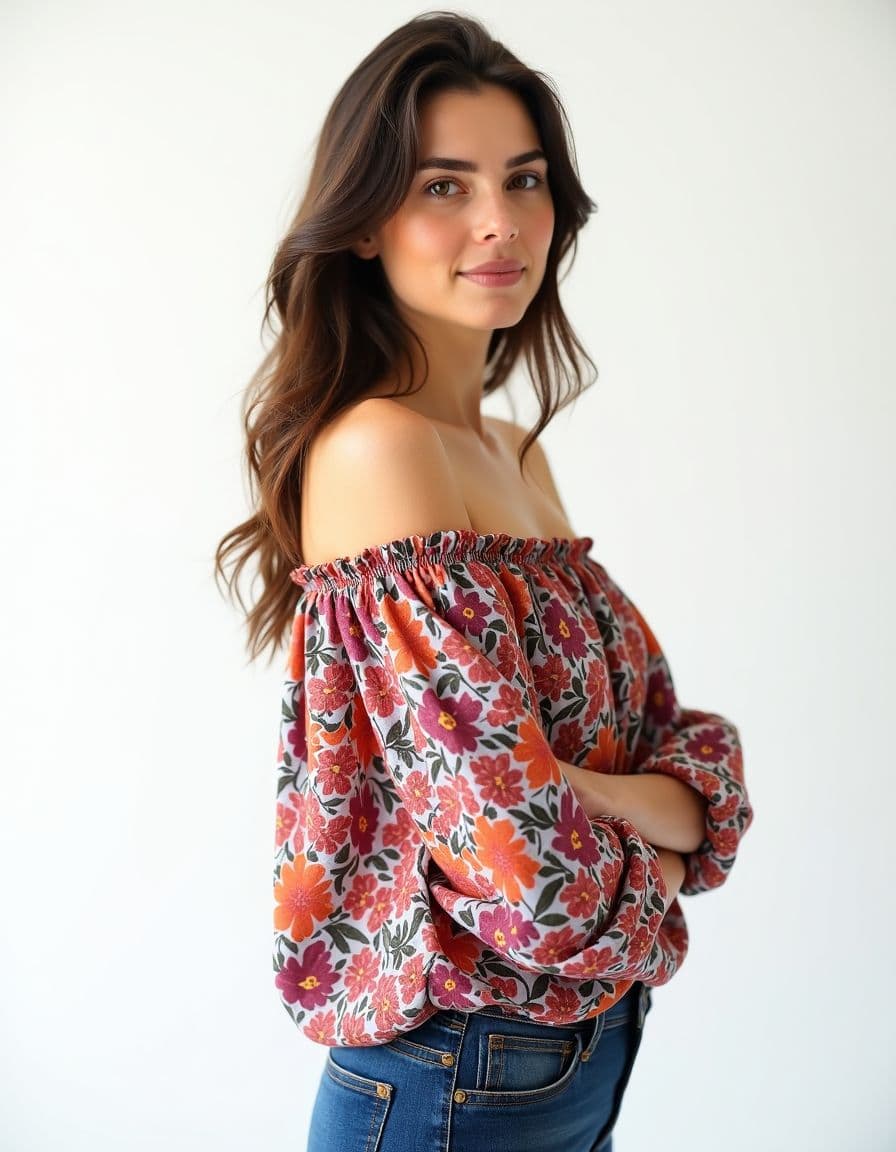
[417,85,540,151]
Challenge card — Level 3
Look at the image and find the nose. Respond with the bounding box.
[473,188,519,243]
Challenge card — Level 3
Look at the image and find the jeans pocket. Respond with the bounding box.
[306,1052,394,1152]
[482,1031,580,1093]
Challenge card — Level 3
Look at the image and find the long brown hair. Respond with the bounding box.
[214,10,598,666]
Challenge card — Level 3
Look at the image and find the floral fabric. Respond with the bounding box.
[273,530,753,1047]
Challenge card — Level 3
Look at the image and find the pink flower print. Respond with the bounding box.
[303,1008,338,1046]
[485,976,519,1004]
[543,600,588,659]
[344,948,380,1002]
[494,632,523,682]
[485,681,528,728]
[341,1014,370,1045]
[432,775,476,839]
[275,800,297,849]
[545,985,581,1019]
[313,744,357,797]
[477,905,538,954]
[310,814,352,855]
[560,868,602,920]
[429,963,476,1009]
[583,658,610,726]
[306,660,355,715]
[645,667,674,727]
[472,752,525,808]
[366,885,394,933]
[445,587,491,636]
[533,652,571,703]
[685,724,732,765]
[361,664,404,719]
[349,782,378,855]
[398,953,425,1001]
[275,939,337,1009]
[565,945,626,979]
[400,769,433,817]
[551,787,601,866]
[418,687,483,756]
[382,805,416,848]
[335,595,371,661]
[554,719,586,764]
[286,700,306,760]
[370,974,404,1032]
[531,925,581,966]
[344,873,378,920]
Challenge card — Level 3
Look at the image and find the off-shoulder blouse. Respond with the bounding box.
[272,529,753,1047]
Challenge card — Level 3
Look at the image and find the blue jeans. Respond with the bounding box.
[307,980,653,1152]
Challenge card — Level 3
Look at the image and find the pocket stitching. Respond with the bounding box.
[324,1055,393,1152]
[464,1031,582,1107]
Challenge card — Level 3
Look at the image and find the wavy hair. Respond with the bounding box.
[214,10,598,664]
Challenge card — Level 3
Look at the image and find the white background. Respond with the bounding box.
[2,1,894,1149]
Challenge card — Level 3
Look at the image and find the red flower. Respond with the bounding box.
[533,654,571,703]
[275,940,337,1009]
[348,782,378,855]
[429,963,476,1009]
[418,687,484,756]
[307,661,355,714]
[313,743,357,797]
[472,752,525,808]
[551,787,601,866]
[684,724,732,765]
[445,587,491,636]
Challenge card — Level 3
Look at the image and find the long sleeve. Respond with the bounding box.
[298,550,686,989]
[617,588,754,897]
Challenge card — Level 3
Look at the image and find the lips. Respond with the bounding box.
[460,260,524,274]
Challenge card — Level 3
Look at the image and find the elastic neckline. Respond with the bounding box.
[289,528,595,592]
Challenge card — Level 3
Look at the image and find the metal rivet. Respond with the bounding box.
[581,1050,591,1061]
[441,1053,455,1066]
[453,1089,467,1103]
[376,1083,390,1098]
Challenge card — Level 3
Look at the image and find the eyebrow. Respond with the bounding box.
[416,148,547,172]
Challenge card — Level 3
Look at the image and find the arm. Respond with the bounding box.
[559,759,708,853]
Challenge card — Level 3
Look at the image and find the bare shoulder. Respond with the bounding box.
[487,416,568,511]
[301,397,473,565]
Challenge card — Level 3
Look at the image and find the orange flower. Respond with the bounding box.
[381,597,437,675]
[273,853,334,940]
[516,714,561,788]
[289,611,306,681]
[473,815,540,904]
[582,724,619,772]
[349,695,381,767]
[495,566,534,636]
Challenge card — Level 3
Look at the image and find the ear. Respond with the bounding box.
[351,234,379,260]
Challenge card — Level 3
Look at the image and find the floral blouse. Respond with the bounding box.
[273,529,753,1047]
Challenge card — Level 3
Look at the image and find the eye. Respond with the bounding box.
[509,172,544,190]
[423,172,546,198]
[424,178,461,198]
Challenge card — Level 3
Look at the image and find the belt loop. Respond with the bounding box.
[579,1005,605,1062]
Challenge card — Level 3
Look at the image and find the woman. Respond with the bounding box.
[214,12,754,1151]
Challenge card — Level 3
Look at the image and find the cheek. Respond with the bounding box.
[531,202,555,252]
[388,211,458,262]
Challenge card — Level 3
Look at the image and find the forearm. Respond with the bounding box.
[560,761,707,853]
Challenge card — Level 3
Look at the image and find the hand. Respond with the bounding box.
[557,759,610,820]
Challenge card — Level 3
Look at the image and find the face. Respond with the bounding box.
[358,84,555,336]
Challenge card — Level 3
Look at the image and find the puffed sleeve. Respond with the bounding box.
[295,548,687,986]
[611,580,754,897]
